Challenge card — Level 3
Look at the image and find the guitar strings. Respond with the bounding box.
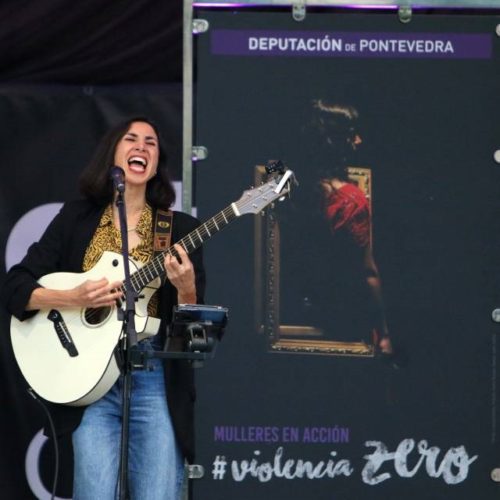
[85,187,275,322]
[84,205,238,323]
[130,205,237,290]
[86,178,281,321]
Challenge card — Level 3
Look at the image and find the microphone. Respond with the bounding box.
[110,166,125,193]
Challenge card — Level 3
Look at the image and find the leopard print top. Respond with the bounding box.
[82,204,158,315]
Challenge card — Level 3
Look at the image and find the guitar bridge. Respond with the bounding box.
[47,309,78,357]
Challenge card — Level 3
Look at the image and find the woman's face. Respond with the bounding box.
[113,121,160,187]
[349,132,362,150]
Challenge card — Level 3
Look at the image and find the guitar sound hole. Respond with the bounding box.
[84,306,112,326]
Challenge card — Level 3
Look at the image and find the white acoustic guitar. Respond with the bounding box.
[11,164,295,406]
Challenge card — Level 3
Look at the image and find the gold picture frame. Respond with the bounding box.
[254,165,376,357]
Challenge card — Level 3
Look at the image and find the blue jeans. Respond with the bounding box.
[72,349,183,500]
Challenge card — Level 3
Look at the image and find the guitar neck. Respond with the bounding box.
[129,203,239,291]
[128,168,294,292]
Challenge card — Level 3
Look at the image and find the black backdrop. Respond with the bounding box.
[0,1,182,84]
[0,85,183,499]
[0,3,500,499]
[0,3,183,496]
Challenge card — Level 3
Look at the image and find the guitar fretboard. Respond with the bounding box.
[129,204,238,292]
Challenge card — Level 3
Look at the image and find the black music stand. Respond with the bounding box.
[131,304,228,367]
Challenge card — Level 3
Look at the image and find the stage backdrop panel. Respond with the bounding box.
[0,84,182,499]
[193,8,500,500]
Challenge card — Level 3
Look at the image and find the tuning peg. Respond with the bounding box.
[265,159,286,175]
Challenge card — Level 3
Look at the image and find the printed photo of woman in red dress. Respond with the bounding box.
[277,100,393,356]
[312,100,392,354]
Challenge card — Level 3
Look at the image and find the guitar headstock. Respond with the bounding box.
[235,161,297,216]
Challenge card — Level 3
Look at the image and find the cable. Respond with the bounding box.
[27,388,59,500]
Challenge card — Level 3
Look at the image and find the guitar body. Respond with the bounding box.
[10,251,161,406]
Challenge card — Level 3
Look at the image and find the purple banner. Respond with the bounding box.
[211,30,492,59]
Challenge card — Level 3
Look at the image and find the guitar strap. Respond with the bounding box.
[153,208,173,255]
[153,209,173,287]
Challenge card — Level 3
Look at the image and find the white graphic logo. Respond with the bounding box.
[26,429,70,500]
[5,203,63,272]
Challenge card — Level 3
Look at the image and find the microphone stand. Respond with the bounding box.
[114,187,139,500]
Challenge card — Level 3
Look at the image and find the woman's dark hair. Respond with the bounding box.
[79,116,176,209]
[309,100,360,181]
